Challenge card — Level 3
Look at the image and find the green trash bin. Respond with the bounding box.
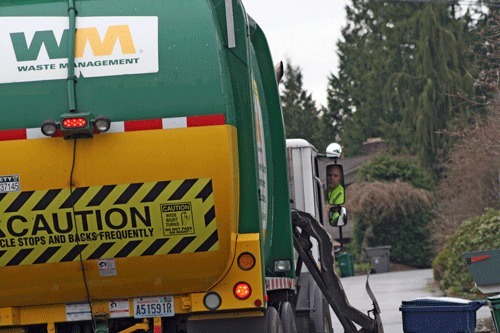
[487,294,500,333]
[337,252,354,277]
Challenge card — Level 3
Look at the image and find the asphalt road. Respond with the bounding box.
[330,269,492,333]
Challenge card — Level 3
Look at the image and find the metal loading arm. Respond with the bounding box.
[291,209,383,333]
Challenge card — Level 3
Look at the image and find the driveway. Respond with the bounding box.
[330,269,492,333]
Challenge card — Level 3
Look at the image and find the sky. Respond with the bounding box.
[243,0,350,107]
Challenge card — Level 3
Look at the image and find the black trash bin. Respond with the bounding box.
[365,246,391,273]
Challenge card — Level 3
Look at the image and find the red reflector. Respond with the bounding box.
[469,255,490,263]
[233,282,252,300]
[62,117,87,128]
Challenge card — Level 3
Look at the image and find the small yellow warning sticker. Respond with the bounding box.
[161,202,195,236]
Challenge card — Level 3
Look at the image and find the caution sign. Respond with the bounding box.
[0,178,219,266]
[161,202,195,236]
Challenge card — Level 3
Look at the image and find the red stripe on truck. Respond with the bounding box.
[187,114,226,127]
[0,129,27,141]
[124,118,163,132]
[0,114,226,141]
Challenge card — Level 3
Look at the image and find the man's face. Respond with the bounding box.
[327,166,341,191]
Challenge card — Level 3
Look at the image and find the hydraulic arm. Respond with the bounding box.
[291,209,384,333]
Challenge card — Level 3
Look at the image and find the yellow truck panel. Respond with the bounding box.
[0,125,239,307]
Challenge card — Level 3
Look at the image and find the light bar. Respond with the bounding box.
[62,117,88,129]
[40,113,111,139]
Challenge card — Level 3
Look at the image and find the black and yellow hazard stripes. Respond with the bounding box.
[0,178,218,266]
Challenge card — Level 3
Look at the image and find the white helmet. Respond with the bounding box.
[326,143,342,158]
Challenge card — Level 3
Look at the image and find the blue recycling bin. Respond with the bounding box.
[399,297,486,333]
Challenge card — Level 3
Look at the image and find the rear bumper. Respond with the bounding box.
[0,233,265,330]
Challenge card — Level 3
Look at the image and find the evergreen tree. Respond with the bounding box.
[382,4,475,166]
[280,61,321,147]
[329,0,401,155]
[466,10,499,103]
[331,1,479,166]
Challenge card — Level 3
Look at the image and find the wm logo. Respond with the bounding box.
[10,25,136,61]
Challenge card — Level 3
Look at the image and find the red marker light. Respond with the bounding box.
[233,282,252,300]
[62,117,87,128]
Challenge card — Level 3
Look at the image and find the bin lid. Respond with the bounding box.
[487,294,500,303]
[401,297,486,310]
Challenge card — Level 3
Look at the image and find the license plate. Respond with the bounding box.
[0,175,20,193]
[133,296,174,318]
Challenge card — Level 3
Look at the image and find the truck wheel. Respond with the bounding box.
[313,285,334,333]
[323,300,333,333]
[280,302,297,333]
[266,307,283,333]
[294,313,314,333]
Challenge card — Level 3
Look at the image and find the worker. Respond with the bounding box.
[327,164,344,205]
[327,164,344,225]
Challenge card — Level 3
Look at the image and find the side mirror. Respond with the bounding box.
[326,164,345,205]
[329,206,348,227]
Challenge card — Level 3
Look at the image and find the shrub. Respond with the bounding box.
[433,209,500,295]
[357,154,436,191]
[348,180,434,267]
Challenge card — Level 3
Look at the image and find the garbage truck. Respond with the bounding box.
[0,1,382,332]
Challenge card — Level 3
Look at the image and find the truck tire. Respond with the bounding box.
[294,312,314,333]
[323,300,333,333]
[266,307,284,333]
[313,285,333,333]
[280,302,297,333]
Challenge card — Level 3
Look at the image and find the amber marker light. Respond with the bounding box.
[233,282,252,300]
[238,252,256,270]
